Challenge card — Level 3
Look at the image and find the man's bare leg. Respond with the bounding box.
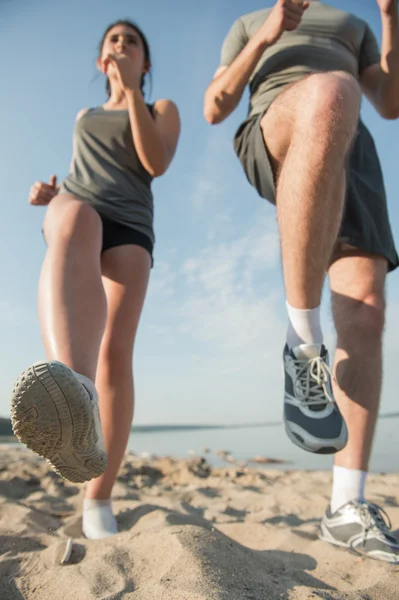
[261,71,361,310]
[329,248,387,505]
[319,248,398,563]
[260,71,361,454]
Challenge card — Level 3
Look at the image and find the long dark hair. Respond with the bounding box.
[99,20,152,97]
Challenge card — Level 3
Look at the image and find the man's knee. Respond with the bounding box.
[301,71,361,131]
[259,71,361,176]
[334,292,386,342]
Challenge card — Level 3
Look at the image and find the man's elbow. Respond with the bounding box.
[204,87,232,124]
[204,106,223,125]
[204,98,233,125]
[203,93,222,124]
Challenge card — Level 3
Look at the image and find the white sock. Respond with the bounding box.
[330,465,367,513]
[286,302,323,349]
[82,499,118,539]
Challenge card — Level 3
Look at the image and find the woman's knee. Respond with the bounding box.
[44,195,102,248]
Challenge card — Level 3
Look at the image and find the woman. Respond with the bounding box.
[11,19,180,539]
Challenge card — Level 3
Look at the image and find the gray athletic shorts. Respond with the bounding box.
[234,113,398,272]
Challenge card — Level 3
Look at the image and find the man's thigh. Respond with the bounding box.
[260,71,359,181]
[260,80,305,180]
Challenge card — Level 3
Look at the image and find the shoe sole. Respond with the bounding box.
[11,361,107,483]
[319,523,399,564]
[283,415,348,455]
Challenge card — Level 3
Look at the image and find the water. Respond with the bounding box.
[127,415,399,473]
[2,416,397,473]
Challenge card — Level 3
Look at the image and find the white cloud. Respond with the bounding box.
[189,124,237,211]
[177,213,281,354]
[147,209,282,353]
[147,259,176,299]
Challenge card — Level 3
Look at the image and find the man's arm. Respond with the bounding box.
[360,3,399,120]
[204,1,309,125]
[204,33,269,125]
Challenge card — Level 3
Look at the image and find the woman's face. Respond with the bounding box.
[99,24,148,78]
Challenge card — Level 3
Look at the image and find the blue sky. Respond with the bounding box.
[1,0,398,424]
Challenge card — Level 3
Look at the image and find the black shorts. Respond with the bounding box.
[234,114,399,272]
[101,214,154,265]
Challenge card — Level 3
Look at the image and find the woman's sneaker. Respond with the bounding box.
[283,343,348,454]
[11,360,107,483]
[320,500,399,563]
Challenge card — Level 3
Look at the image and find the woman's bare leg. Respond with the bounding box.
[39,194,107,380]
[11,194,108,483]
[83,244,150,538]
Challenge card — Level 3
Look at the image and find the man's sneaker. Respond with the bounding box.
[283,343,347,454]
[11,361,107,483]
[320,501,399,563]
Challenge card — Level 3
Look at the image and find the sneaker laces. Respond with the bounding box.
[349,502,396,551]
[293,355,334,407]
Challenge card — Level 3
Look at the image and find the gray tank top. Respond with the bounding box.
[60,106,155,244]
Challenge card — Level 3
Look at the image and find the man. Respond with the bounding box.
[204,0,399,562]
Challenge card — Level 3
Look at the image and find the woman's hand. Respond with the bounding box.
[103,53,143,92]
[29,175,59,206]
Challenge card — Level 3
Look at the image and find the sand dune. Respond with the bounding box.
[0,447,398,599]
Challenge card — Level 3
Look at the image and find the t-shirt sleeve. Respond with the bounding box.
[220,18,248,67]
[359,24,380,74]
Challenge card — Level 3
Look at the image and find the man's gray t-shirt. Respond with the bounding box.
[220,1,380,119]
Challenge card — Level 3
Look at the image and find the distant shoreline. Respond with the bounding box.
[1,412,398,439]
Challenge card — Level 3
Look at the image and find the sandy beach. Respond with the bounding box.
[0,446,398,600]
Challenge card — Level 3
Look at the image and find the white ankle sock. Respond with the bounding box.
[330,465,367,513]
[286,302,323,349]
[82,499,118,539]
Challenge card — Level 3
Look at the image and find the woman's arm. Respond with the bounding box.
[125,91,180,177]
